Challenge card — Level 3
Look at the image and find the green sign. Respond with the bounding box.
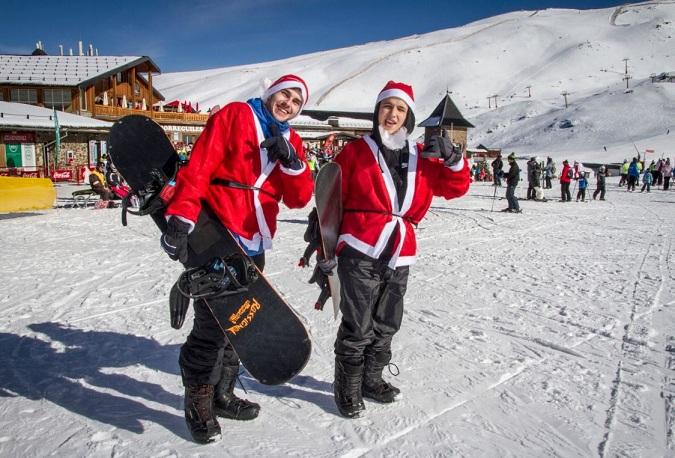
[5,143,22,167]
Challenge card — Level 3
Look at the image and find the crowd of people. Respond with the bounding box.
[485,153,673,213]
[617,157,672,192]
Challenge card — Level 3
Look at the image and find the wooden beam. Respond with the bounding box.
[130,67,136,108]
[148,71,153,118]
[112,74,117,107]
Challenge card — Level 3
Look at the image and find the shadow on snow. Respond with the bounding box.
[0,322,189,438]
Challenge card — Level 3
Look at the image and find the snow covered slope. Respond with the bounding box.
[154,2,675,162]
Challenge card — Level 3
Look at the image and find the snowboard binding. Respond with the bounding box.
[121,168,175,226]
[169,254,259,329]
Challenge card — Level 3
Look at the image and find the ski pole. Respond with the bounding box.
[490,183,498,212]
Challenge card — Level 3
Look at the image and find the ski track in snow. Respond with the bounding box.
[0,179,673,456]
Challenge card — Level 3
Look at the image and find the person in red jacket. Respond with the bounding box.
[560,159,572,202]
[161,74,314,443]
[332,81,470,418]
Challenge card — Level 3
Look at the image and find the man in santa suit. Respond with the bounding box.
[161,74,314,443]
[332,81,470,418]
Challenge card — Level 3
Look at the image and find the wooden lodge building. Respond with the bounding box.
[0,45,210,178]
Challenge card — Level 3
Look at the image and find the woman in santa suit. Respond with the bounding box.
[161,75,314,443]
[332,81,470,418]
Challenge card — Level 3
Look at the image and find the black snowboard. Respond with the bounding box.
[108,115,311,385]
[314,162,342,317]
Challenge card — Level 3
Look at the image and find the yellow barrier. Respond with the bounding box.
[0,176,56,212]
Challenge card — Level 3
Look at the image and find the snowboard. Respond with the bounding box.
[314,162,342,318]
[108,115,311,385]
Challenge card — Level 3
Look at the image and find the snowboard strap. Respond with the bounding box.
[121,168,175,226]
[175,254,259,300]
[211,178,277,199]
[343,208,419,228]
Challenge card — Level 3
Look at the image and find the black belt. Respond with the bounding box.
[211,178,277,199]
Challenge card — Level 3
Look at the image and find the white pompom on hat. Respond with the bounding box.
[262,74,309,109]
[375,80,416,114]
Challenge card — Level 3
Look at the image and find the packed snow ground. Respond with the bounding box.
[0,178,673,457]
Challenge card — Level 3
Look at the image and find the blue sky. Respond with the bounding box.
[3,0,627,73]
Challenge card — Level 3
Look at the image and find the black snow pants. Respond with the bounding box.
[179,253,265,386]
[334,250,409,363]
[560,182,571,201]
[593,185,606,200]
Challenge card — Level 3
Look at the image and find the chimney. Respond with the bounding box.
[95,48,99,56]
[69,48,73,56]
[89,44,93,56]
[78,41,83,56]
[59,45,64,56]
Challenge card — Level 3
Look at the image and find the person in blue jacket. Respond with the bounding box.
[626,158,640,192]
[576,172,588,201]
[640,167,653,192]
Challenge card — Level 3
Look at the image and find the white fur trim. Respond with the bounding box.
[280,162,307,175]
[379,126,408,149]
[166,215,195,233]
[448,157,466,172]
[263,81,307,107]
[376,89,416,114]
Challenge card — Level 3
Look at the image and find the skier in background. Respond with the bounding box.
[576,172,588,201]
[619,159,628,187]
[544,156,555,189]
[502,153,521,212]
[491,153,503,186]
[593,166,607,200]
[526,157,537,200]
[627,157,640,192]
[160,75,314,443]
[662,158,672,190]
[330,81,470,418]
[640,166,653,192]
[560,160,572,202]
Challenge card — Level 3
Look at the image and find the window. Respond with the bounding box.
[10,88,38,104]
[44,88,72,111]
[79,88,87,111]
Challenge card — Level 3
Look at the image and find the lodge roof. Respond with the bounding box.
[418,93,474,129]
[0,101,111,131]
[0,55,161,88]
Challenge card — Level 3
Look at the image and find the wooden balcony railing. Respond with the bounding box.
[92,105,209,124]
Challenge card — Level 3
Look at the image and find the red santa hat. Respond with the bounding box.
[375,80,416,114]
[262,74,309,109]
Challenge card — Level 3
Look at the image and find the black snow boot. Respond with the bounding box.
[214,364,260,421]
[362,351,400,403]
[184,384,221,444]
[334,357,366,418]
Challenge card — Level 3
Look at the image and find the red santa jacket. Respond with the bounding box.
[335,135,470,268]
[165,101,314,252]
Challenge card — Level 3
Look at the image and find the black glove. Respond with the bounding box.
[169,279,190,329]
[423,135,463,167]
[161,217,191,263]
[260,124,302,170]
